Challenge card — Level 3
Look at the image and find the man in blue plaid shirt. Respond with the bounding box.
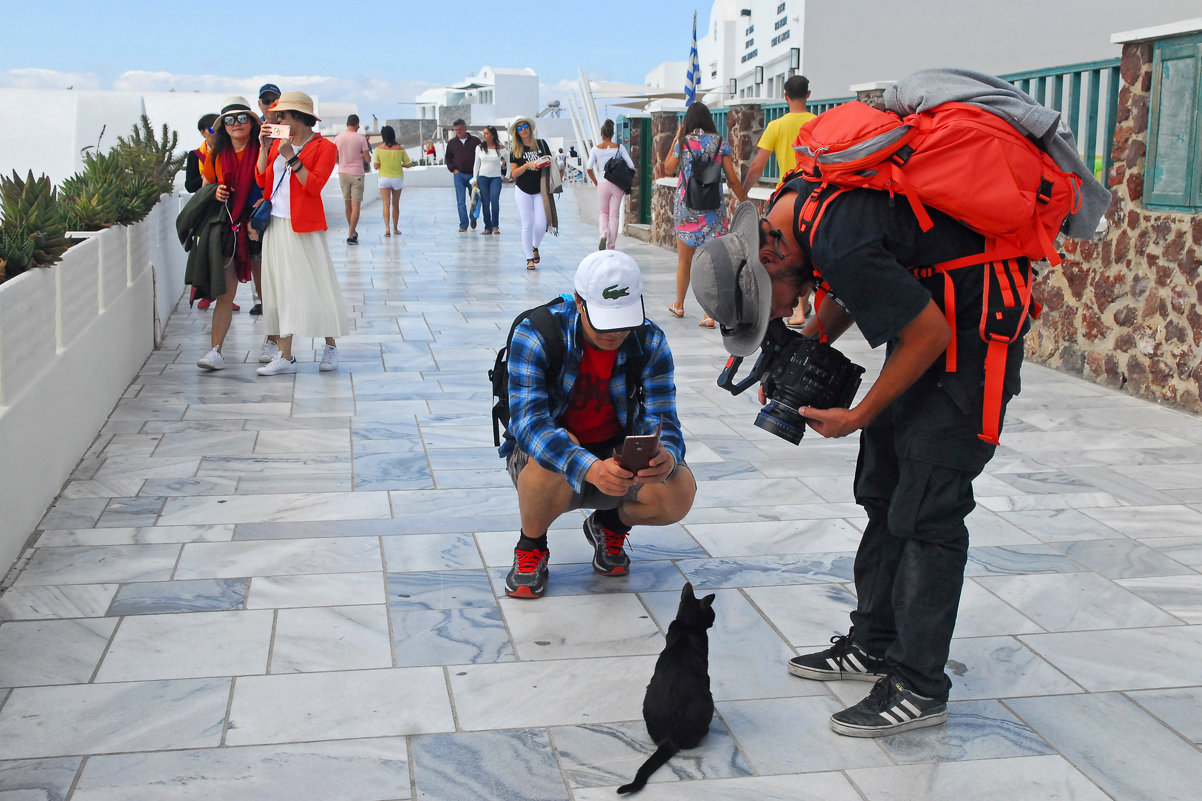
[500,251,697,599]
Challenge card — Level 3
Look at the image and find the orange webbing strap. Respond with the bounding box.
[812,283,831,343]
[980,339,1008,446]
[977,258,1035,445]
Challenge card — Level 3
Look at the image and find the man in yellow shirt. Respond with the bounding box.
[741,74,815,325]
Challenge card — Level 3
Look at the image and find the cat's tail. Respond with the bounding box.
[616,743,677,795]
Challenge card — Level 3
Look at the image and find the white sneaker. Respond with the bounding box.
[197,348,225,371]
[258,339,281,364]
[256,356,297,376]
[319,345,339,372]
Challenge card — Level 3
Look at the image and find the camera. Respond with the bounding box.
[717,319,865,444]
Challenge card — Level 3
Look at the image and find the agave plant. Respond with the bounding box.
[0,170,71,282]
[114,115,185,197]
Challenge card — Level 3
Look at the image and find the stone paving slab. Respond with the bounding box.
[0,185,1199,799]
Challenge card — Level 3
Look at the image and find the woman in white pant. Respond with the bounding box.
[508,116,551,271]
[585,119,635,251]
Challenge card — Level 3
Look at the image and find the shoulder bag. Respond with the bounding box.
[603,144,636,193]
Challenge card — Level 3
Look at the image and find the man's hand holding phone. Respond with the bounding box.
[613,425,671,483]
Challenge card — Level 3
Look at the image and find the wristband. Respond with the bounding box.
[287,156,301,169]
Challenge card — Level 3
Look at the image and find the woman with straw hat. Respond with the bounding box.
[254,91,349,375]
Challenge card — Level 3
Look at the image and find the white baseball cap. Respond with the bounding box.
[573,250,646,332]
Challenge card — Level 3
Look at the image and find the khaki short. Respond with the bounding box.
[339,173,365,202]
[506,443,640,512]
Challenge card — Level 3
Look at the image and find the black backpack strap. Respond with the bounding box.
[526,304,565,387]
[621,326,649,436]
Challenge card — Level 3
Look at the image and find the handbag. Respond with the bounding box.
[683,136,723,212]
[250,145,302,234]
[603,145,635,193]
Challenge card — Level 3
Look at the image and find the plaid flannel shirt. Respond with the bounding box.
[499,301,685,493]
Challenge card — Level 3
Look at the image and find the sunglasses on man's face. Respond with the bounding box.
[223,113,251,126]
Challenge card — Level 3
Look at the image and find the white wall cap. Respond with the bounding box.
[1112,18,1202,44]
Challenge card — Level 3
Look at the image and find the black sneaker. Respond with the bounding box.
[583,513,630,576]
[829,675,948,737]
[249,303,263,316]
[504,547,549,599]
[787,632,887,682]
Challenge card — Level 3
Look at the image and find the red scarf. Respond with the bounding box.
[217,141,260,279]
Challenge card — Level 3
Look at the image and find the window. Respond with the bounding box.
[745,25,754,34]
[741,49,758,63]
[746,38,755,49]
[1145,33,1202,210]
[772,30,791,46]
[777,2,786,12]
[775,16,788,30]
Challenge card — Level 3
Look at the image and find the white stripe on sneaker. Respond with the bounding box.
[900,698,923,717]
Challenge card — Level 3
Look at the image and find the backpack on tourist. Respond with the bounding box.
[489,296,648,447]
[773,84,1105,446]
[683,137,724,211]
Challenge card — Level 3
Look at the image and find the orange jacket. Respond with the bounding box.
[257,135,336,232]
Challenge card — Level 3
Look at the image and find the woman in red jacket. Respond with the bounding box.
[254,91,349,375]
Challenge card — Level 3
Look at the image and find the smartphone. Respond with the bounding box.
[263,123,291,139]
[615,431,660,474]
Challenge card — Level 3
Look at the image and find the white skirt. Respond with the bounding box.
[260,222,349,338]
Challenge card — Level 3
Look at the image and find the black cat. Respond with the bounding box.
[617,582,717,795]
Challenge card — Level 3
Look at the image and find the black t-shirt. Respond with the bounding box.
[796,182,1025,402]
[510,139,549,195]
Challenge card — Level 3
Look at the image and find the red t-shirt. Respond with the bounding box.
[562,343,621,445]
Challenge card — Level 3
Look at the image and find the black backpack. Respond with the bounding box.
[683,136,723,211]
[490,297,647,447]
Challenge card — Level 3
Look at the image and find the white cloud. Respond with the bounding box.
[0,68,102,90]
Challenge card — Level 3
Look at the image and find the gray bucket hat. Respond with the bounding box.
[689,201,773,357]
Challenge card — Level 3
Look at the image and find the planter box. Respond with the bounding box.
[0,204,170,575]
[0,267,57,404]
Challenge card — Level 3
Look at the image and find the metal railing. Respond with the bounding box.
[1000,59,1122,181]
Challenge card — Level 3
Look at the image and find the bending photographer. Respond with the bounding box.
[691,189,1021,737]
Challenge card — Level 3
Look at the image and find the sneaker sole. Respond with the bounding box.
[592,562,629,577]
[196,362,224,371]
[787,661,887,682]
[505,585,545,599]
[829,708,948,738]
[319,363,338,372]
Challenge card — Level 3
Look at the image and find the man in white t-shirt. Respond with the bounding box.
[334,114,371,244]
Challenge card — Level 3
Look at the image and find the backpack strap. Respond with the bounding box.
[620,328,648,436]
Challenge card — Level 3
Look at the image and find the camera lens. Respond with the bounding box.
[754,399,807,445]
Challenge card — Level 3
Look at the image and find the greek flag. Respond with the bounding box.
[685,11,700,106]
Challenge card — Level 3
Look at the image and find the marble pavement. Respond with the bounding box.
[1,186,1200,800]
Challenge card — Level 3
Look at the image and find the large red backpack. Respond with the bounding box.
[776,101,1085,445]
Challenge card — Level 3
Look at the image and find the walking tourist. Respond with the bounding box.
[508,116,554,271]
[585,119,635,251]
[333,113,371,245]
[472,125,506,235]
[663,101,747,327]
[445,119,481,232]
[373,125,411,237]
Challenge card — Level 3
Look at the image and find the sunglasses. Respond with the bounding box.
[515,124,530,131]
[223,113,251,126]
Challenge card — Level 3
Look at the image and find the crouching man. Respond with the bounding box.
[501,251,697,598]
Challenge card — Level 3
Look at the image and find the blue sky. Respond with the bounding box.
[3,1,702,120]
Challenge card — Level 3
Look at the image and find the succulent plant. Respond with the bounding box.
[0,170,71,282]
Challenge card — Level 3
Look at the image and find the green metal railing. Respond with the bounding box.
[619,58,1121,218]
[1000,59,1121,182]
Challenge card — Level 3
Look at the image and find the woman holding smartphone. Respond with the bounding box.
[195,97,261,371]
[472,125,506,236]
[508,116,552,270]
[254,91,349,375]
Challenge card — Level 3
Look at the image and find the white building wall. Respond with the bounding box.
[687,0,1197,105]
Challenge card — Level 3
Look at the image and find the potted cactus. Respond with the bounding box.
[0,171,72,284]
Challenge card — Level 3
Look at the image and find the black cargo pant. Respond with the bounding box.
[848,367,1009,701]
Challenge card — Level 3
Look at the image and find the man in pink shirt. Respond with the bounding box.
[334,114,371,244]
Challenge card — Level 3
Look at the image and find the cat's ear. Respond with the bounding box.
[701,593,716,609]
[681,582,696,601]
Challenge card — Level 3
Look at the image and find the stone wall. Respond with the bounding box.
[1028,41,1202,411]
[624,117,647,230]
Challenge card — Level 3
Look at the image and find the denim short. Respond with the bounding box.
[505,437,640,511]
